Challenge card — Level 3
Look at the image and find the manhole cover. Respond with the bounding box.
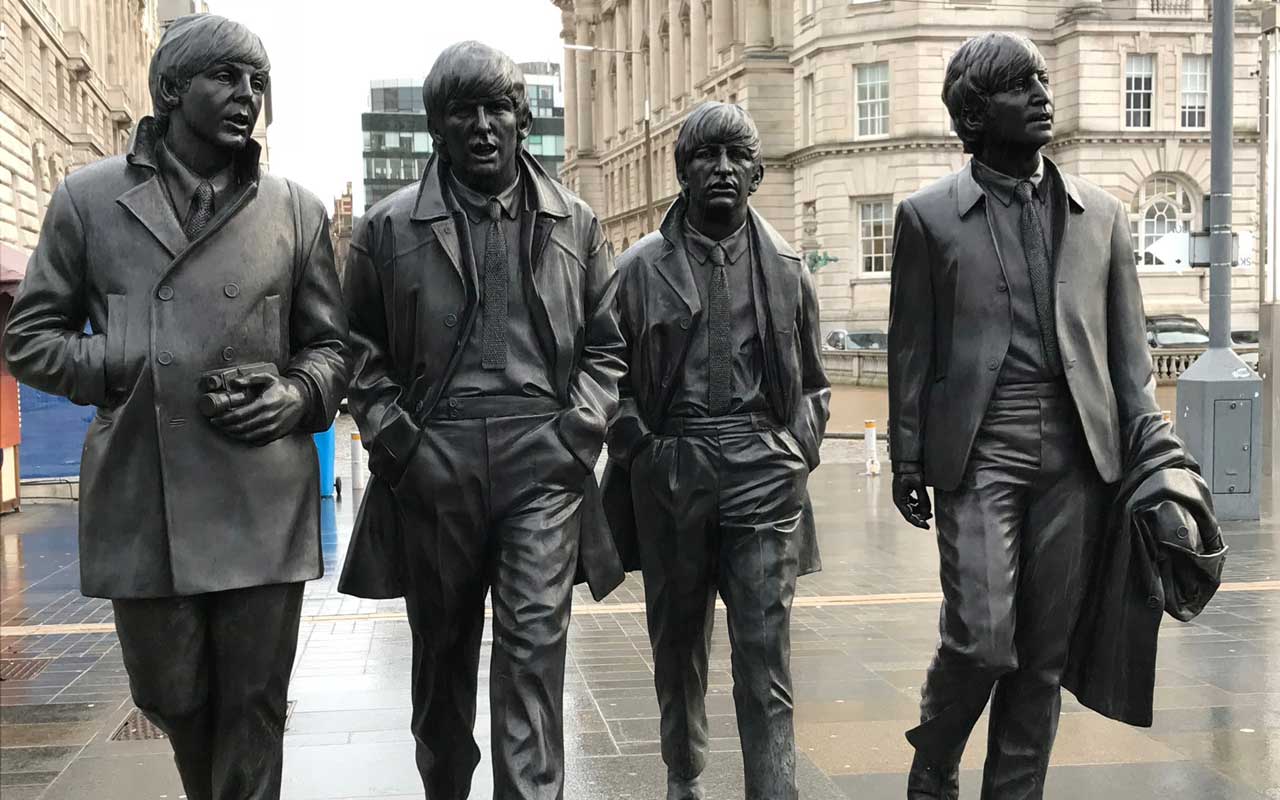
[111,708,167,741]
[110,701,297,741]
[0,659,51,681]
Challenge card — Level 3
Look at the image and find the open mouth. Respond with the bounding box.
[470,141,498,158]
[224,112,251,132]
[708,184,737,196]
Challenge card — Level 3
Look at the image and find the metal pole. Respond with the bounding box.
[1208,0,1234,349]
[643,99,655,230]
[1262,23,1271,309]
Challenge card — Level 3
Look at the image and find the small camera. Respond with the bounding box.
[197,362,279,417]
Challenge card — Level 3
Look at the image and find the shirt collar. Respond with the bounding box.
[683,220,750,266]
[155,137,237,219]
[971,155,1045,207]
[447,170,522,224]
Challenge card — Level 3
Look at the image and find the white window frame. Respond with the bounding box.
[1180,54,1209,129]
[855,197,894,274]
[1125,53,1156,129]
[855,62,890,139]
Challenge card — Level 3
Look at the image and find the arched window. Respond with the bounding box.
[1130,175,1200,267]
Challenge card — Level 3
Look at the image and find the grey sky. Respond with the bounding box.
[207,0,565,213]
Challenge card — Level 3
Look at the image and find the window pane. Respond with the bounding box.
[1125,54,1155,128]
[414,131,432,152]
[858,199,894,273]
[856,62,889,137]
[1180,55,1208,128]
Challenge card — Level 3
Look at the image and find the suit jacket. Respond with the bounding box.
[888,158,1160,491]
[601,198,830,574]
[1062,412,1225,727]
[338,152,627,601]
[2,118,349,599]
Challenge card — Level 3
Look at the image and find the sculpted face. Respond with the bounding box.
[979,65,1053,152]
[440,95,527,194]
[173,61,267,151]
[681,140,763,234]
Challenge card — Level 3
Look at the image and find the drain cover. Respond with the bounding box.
[110,701,297,741]
[0,659,51,681]
[111,708,167,741]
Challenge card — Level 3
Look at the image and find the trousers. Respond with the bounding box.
[907,384,1106,800]
[631,415,808,800]
[112,581,305,800]
[393,410,585,800]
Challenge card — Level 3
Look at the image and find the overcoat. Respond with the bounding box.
[2,118,349,599]
[337,152,627,602]
[601,198,831,574]
[887,158,1161,490]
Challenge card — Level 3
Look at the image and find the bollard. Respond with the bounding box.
[864,419,881,476]
[351,432,365,493]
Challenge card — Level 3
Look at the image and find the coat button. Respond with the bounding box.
[157,351,173,365]
[222,346,236,362]
[444,313,458,327]
[997,283,1008,293]
[448,398,459,408]
[1147,594,1161,609]
[987,359,999,370]
[1176,525,1189,539]
[679,317,691,330]
[157,285,174,301]
[224,283,240,298]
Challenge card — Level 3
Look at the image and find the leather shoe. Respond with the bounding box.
[667,773,705,800]
[906,751,959,799]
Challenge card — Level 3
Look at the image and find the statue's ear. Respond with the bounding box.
[748,162,765,195]
[158,74,184,111]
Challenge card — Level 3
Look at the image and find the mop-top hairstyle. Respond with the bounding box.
[673,102,763,186]
[422,41,532,149]
[942,33,1048,154]
[148,14,270,128]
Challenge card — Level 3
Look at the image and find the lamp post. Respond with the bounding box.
[565,43,655,230]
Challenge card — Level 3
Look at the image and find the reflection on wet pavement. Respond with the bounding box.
[2,433,1278,800]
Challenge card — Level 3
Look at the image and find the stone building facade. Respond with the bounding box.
[1,0,161,268]
[553,0,1268,333]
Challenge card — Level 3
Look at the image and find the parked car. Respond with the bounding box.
[1145,315,1209,348]
[824,329,888,351]
[1231,330,1259,346]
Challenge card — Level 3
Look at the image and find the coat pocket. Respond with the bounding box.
[105,294,128,398]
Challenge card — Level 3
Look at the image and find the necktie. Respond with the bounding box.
[1014,181,1063,375]
[481,198,508,370]
[707,244,732,415]
[184,181,215,240]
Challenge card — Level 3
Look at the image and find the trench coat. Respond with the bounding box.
[600,197,831,574]
[2,118,349,599]
[1062,412,1226,727]
[887,158,1161,490]
[337,152,627,602]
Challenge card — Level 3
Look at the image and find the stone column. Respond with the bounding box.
[668,0,686,102]
[649,0,665,110]
[562,8,579,154]
[575,5,596,154]
[690,0,707,85]
[712,0,732,56]
[745,0,771,50]
[631,0,646,123]
[615,1,630,134]
[600,13,614,138]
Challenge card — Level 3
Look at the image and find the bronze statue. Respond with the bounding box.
[338,41,625,800]
[602,102,830,800]
[888,33,1219,799]
[2,14,348,800]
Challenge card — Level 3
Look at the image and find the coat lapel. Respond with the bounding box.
[525,211,560,384]
[750,211,800,417]
[117,176,187,259]
[429,217,469,290]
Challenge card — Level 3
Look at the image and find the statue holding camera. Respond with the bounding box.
[2,15,347,800]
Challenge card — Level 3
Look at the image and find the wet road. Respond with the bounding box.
[1,430,1277,800]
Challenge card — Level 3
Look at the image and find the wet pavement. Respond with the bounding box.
[2,422,1278,800]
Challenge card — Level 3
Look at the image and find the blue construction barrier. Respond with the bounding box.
[18,385,93,480]
[313,422,336,498]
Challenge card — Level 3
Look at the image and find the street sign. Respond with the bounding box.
[1145,230,1245,268]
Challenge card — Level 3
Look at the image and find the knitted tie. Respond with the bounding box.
[481,198,509,370]
[183,181,215,240]
[707,244,732,415]
[1014,181,1062,375]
